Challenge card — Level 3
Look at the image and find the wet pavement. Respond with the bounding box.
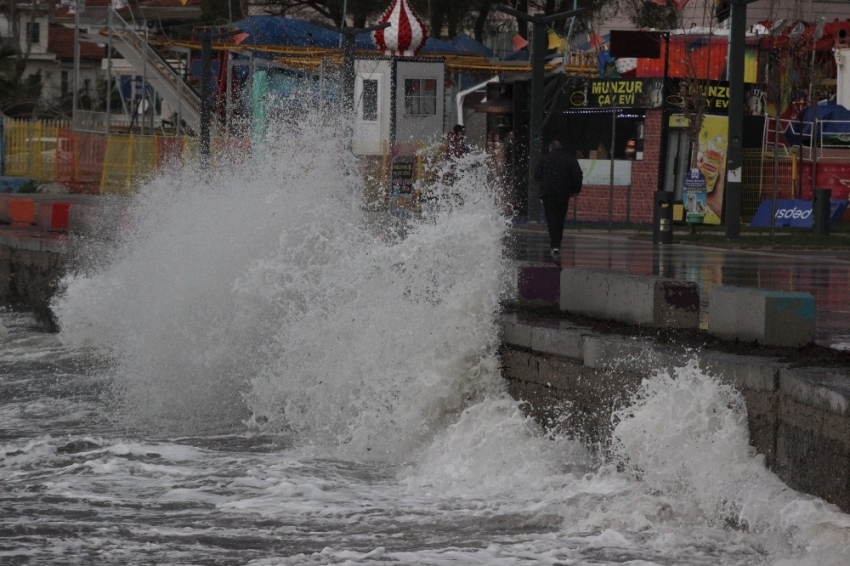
[508,227,850,351]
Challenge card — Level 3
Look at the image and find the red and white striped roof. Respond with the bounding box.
[372,0,428,57]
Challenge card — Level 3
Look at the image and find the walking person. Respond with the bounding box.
[534,139,583,255]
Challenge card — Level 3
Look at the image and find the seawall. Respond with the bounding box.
[500,312,850,513]
[0,229,68,329]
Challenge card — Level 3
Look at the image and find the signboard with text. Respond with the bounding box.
[390,154,416,196]
[568,79,664,109]
[751,199,849,228]
[664,79,765,116]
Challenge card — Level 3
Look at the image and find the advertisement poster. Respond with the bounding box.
[683,168,708,224]
[696,114,728,224]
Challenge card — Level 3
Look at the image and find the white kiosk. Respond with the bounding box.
[352,0,446,156]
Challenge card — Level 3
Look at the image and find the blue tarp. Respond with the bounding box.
[450,33,493,57]
[231,16,487,55]
[783,102,850,146]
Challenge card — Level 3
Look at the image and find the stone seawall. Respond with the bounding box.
[0,231,67,329]
[500,314,850,513]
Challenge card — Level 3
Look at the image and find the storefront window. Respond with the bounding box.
[548,109,647,160]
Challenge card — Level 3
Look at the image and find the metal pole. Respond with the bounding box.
[142,24,148,136]
[73,0,81,129]
[493,5,586,221]
[529,20,547,223]
[724,0,756,240]
[768,43,777,243]
[343,32,356,110]
[653,32,670,244]
[106,7,113,134]
[226,51,233,131]
[200,29,213,164]
[608,107,616,230]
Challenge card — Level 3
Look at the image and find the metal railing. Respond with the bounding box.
[105,7,202,133]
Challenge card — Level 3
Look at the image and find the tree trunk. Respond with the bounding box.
[430,8,445,40]
[474,1,492,43]
[446,4,459,38]
[516,0,528,39]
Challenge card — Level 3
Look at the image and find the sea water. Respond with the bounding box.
[2,111,850,564]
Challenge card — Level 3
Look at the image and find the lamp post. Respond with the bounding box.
[494,5,586,222]
[724,0,758,239]
[200,28,213,163]
[73,0,81,129]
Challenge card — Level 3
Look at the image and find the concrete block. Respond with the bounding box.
[530,325,586,360]
[779,367,850,417]
[582,334,682,373]
[36,202,72,232]
[9,198,35,225]
[698,351,783,392]
[500,314,533,349]
[516,261,560,305]
[709,286,816,347]
[560,268,699,328]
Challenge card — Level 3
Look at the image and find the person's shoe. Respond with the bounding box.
[551,248,560,255]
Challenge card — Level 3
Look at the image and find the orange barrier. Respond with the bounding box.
[9,198,35,226]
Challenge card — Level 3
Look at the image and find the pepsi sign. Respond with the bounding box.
[751,199,848,228]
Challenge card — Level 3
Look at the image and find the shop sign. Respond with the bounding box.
[664,79,765,116]
[568,79,664,109]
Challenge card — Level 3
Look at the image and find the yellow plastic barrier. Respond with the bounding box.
[3,120,67,182]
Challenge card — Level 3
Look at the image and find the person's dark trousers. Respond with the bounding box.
[542,195,569,249]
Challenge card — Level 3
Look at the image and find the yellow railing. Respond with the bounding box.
[3,120,70,182]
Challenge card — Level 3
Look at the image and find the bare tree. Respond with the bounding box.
[0,0,52,84]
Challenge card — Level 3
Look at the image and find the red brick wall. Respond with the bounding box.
[572,108,662,225]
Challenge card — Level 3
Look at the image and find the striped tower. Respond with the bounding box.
[372,0,428,57]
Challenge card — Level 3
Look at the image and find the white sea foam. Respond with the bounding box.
[54,108,511,457]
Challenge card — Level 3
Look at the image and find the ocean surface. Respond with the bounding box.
[2,112,850,565]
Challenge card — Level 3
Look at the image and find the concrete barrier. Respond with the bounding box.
[0,194,10,223]
[36,202,72,232]
[709,286,816,347]
[9,198,35,226]
[560,268,700,328]
[516,262,560,305]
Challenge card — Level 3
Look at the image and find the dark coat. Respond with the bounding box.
[534,148,583,199]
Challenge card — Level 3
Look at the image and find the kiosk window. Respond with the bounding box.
[362,80,378,121]
[404,78,437,116]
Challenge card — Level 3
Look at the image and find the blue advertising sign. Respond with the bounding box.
[751,199,848,228]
